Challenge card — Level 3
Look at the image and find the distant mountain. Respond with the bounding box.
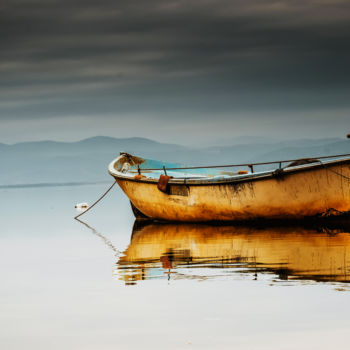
[0,136,349,186]
[208,136,278,146]
[1,136,186,158]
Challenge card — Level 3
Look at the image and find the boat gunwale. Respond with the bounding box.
[108,156,350,186]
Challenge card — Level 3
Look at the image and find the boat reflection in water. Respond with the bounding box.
[117,221,350,286]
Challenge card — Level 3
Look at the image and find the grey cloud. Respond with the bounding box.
[0,0,349,136]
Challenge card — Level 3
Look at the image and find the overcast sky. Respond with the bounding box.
[1,0,349,145]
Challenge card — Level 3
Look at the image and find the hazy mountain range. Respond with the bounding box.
[1,136,349,186]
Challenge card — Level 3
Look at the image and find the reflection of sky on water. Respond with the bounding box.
[1,184,350,349]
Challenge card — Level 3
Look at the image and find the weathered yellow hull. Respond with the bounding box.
[118,222,350,283]
[109,156,350,221]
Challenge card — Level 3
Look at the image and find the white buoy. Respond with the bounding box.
[75,202,89,211]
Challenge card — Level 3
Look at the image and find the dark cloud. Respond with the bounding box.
[0,0,349,141]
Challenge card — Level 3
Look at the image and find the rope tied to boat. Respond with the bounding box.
[272,158,350,180]
[74,180,117,219]
[319,161,350,181]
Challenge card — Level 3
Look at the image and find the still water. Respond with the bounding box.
[1,184,350,349]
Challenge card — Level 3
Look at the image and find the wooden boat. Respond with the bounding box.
[108,152,350,222]
[117,221,350,284]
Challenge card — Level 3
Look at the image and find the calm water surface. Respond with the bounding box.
[1,184,350,349]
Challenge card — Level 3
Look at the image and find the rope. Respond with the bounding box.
[319,161,350,181]
[74,180,117,219]
[140,152,350,171]
[75,218,121,256]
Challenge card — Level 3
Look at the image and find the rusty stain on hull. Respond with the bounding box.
[110,157,350,222]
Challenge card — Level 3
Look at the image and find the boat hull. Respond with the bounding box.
[111,159,350,222]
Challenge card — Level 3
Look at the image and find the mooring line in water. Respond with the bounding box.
[75,218,121,256]
[74,180,117,219]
